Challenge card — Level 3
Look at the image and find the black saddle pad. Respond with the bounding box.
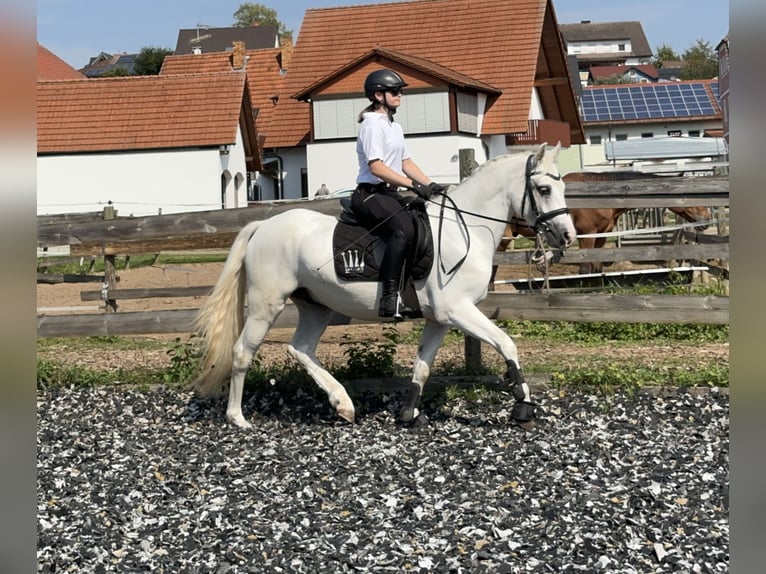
[332,201,434,283]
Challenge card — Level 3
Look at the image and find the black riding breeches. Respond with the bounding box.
[351,187,415,242]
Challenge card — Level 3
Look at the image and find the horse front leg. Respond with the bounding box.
[444,303,536,428]
[400,321,449,426]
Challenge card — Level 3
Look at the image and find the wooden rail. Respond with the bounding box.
[36,292,729,338]
[37,177,730,340]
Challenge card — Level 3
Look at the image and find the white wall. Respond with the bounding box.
[304,135,489,196]
[38,128,249,216]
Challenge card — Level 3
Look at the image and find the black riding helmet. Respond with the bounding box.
[364,69,408,101]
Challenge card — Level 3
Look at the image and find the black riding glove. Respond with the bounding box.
[411,181,444,199]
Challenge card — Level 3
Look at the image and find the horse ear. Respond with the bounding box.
[553,141,561,160]
[536,142,547,162]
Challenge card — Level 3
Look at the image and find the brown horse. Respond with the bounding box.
[498,170,712,274]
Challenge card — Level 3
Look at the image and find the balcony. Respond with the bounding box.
[505,119,572,147]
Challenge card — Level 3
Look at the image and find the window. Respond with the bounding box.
[618,43,626,51]
[641,132,653,138]
[688,130,701,137]
[590,135,602,145]
[667,130,682,137]
[615,133,628,141]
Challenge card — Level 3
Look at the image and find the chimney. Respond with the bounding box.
[278,37,294,71]
[232,41,246,69]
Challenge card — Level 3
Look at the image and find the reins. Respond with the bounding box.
[428,153,569,277]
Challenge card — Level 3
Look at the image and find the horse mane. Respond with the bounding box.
[445,152,526,193]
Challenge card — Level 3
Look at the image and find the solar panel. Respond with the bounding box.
[580,82,718,122]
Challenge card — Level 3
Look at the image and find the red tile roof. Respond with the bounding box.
[268,0,562,148]
[37,73,250,154]
[160,48,285,141]
[37,43,85,80]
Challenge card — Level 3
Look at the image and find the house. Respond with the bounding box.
[37,72,261,216]
[174,25,279,55]
[37,43,85,80]
[560,20,653,83]
[79,52,138,77]
[656,60,687,82]
[160,41,290,201]
[261,0,584,200]
[588,64,659,85]
[575,79,723,169]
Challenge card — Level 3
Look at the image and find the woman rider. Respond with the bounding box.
[351,69,444,318]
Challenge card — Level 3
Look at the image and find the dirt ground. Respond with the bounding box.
[36,261,728,372]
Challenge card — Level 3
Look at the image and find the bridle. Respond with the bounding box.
[433,153,569,275]
[519,153,570,235]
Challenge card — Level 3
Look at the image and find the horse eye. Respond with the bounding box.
[537,185,551,196]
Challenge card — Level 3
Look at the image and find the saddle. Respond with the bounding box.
[332,197,434,318]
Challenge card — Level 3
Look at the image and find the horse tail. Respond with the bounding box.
[190,220,261,397]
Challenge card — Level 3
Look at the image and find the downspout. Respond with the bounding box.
[263,152,284,200]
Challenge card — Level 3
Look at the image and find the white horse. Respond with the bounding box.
[191,143,576,429]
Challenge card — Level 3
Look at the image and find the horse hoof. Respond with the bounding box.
[228,415,253,430]
[337,405,356,424]
[514,418,535,431]
[407,411,430,429]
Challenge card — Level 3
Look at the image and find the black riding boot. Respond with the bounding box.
[378,230,414,319]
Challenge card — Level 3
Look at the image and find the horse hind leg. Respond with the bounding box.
[286,301,356,423]
[400,321,449,426]
[227,299,286,429]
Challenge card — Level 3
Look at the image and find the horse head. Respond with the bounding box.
[518,142,576,250]
[670,205,712,231]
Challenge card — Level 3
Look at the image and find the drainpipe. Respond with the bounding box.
[263,153,284,200]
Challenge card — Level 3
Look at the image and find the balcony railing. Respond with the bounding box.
[505,119,572,147]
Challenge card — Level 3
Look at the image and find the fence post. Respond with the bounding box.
[459,149,483,373]
[102,204,118,312]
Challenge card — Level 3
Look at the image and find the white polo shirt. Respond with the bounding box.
[356,112,411,185]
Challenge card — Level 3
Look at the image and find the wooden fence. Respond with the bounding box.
[37,176,729,339]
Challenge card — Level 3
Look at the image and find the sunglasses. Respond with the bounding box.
[387,88,404,96]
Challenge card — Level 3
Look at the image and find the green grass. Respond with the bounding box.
[37,317,729,396]
[37,252,228,275]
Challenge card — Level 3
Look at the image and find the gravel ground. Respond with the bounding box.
[37,384,729,573]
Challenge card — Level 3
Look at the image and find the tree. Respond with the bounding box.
[652,43,681,68]
[233,3,293,41]
[680,39,718,80]
[100,67,131,78]
[133,46,174,76]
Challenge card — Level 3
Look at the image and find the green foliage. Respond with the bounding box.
[233,3,293,40]
[551,363,729,394]
[680,39,718,80]
[332,326,403,380]
[592,74,635,85]
[38,252,228,275]
[100,66,131,77]
[133,46,174,75]
[500,319,727,344]
[652,43,681,68]
[163,337,201,386]
[37,359,159,390]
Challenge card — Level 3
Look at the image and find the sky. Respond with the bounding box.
[38,0,730,70]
